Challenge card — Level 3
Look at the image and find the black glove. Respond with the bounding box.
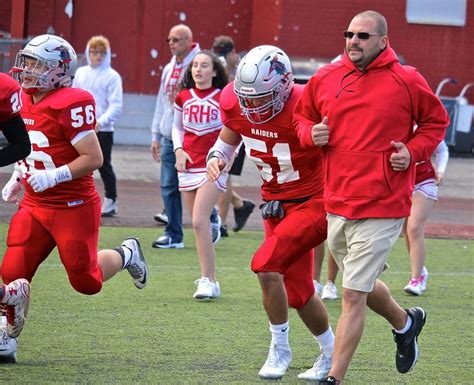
[260,200,285,220]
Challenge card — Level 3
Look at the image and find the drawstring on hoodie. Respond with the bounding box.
[335,69,367,98]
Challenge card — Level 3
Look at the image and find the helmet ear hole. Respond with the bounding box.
[234,45,293,124]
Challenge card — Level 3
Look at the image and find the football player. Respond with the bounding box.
[206,45,334,381]
[1,34,149,361]
[0,72,31,166]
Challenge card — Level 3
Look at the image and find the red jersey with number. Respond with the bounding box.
[174,87,222,169]
[18,87,100,208]
[0,73,22,123]
[220,82,323,201]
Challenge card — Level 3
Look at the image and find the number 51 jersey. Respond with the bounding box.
[220,82,324,202]
[18,87,100,208]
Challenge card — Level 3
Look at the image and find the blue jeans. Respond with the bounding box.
[160,138,183,242]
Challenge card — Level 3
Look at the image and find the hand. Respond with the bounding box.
[390,141,411,171]
[151,140,161,162]
[2,171,22,204]
[206,157,226,182]
[435,172,445,185]
[27,169,57,192]
[311,116,329,146]
[174,148,193,172]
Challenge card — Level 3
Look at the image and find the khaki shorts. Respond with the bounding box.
[327,214,404,292]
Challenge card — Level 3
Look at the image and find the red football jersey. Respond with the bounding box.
[174,87,222,169]
[18,87,100,207]
[0,73,22,123]
[220,82,323,201]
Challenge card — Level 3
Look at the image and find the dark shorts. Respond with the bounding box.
[229,144,246,176]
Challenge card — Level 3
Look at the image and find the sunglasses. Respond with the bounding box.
[343,31,383,40]
[166,37,186,43]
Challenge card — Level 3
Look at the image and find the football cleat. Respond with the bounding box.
[298,354,332,381]
[121,238,148,289]
[0,328,17,363]
[193,278,220,299]
[258,343,292,379]
[1,278,30,338]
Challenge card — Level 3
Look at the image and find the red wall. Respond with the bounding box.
[1,0,473,99]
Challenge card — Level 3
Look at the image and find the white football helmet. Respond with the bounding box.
[234,45,293,124]
[11,34,77,94]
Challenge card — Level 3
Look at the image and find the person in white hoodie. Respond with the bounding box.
[150,24,200,248]
[73,35,123,217]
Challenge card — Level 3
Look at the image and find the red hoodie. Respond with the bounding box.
[293,44,449,219]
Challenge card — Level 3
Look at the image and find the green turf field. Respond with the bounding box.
[0,224,472,384]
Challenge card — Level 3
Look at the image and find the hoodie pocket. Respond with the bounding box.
[326,149,393,200]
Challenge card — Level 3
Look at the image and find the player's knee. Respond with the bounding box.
[69,272,102,295]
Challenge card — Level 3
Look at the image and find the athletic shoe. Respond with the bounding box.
[210,207,222,245]
[1,278,30,338]
[121,238,148,289]
[314,280,323,297]
[258,343,292,379]
[392,307,427,373]
[318,376,340,384]
[152,235,184,249]
[153,211,168,225]
[233,200,255,232]
[220,224,229,238]
[298,354,332,381]
[321,281,338,300]
[420,266,428,291]
[404,278,423,296]
[193,277,220,299]
[101,197,117,217]
[0,328,17,363]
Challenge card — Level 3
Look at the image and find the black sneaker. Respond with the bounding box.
[220,224,229,238]
[233,200,255,232]
[392,307,427,373]
[318,376,340,384]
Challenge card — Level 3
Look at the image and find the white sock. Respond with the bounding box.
[315,326,334,356]
[120,245,133,268]
[395,314,412,334]
[269,321,290,348]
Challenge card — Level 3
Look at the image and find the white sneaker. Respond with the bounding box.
[420,266,428,291]
[193,277,220,299]
[0,329,17,363]
[297,353,332,381]
[258,343,292,379]
[404,278,423,296]
[210,210,222,245]
[101,198,117,217]
[121,238,148,289]
[314,280,323,297]
[321,281,338,300]
[1,278,30,338]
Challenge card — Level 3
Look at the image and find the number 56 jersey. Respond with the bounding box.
[18,87,100,208]
[220,82,324,202]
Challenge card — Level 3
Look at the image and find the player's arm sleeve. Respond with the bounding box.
[97,73,123,126]
[0,115,31,166]
[293,77,321,149]
[434,140,449,174]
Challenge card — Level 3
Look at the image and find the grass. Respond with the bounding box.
[0,224,472,384]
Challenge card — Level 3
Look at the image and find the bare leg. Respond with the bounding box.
[326,250,339,283]
[257,272,288,324]
[296,294,329,336]
[328,288,367,380]
[98,250,123,281]
[405,193,435,278]
[367,279,408,330]
[313,242,325,283]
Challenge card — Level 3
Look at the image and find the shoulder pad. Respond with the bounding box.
[219,82,238,112]
[49,88,95,110]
